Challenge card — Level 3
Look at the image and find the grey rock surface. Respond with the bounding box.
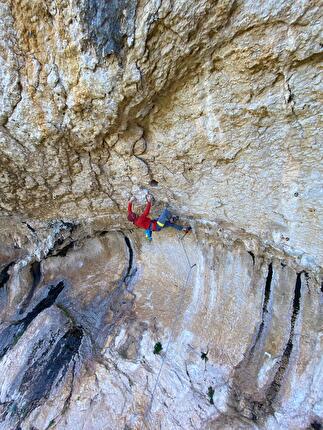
[0,0,321,267]
[0,225,322,429]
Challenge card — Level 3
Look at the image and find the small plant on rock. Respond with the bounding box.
[208,386,215,405]
[153,342,163,355]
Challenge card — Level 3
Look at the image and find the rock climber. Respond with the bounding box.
[127,194,191,241]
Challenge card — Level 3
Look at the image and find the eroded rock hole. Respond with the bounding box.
[47,239,76,258]
[149,179,159,187]
[55,241,75,257]
[99,230,109,236]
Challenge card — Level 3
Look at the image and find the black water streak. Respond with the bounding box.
[248,251,255,265]
[22,222,36,234]
[266,272,302,404]
[19,262,42,315]
[87,233,137,350]
[124,236,134,283]
[0,262,15,288]
[249,263,273,355]
[0,282,65,359]
[18,327,83,419]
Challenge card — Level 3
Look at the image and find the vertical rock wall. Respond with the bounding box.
[0,222,322,429]
[0,0,321,268]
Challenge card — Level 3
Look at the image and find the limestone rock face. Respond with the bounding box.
[0,0,322,266]
[0,225,322,430]
[0,0,322,429]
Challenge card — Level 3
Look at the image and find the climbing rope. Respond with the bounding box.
[179,230,193,267]
[144,230,197,421]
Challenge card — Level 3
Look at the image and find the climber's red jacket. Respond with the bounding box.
[128,201,158,231]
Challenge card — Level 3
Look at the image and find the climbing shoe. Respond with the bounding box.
[145,229,152,241]
[183,226,192,233]
[170,215,179,223]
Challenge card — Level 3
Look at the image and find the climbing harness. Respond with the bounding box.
[144,229,197,421]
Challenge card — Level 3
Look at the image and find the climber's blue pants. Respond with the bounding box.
[162,221,184,231]
[156,208,171,227]
[155,208,184,231]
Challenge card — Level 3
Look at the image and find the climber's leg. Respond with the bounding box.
[163,221,185,231]
[156,208,172,228]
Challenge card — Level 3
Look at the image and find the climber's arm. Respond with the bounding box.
[143,201,151,217]
[128,196,135,214]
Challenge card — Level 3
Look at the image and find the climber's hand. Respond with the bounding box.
[130,196,136,203]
